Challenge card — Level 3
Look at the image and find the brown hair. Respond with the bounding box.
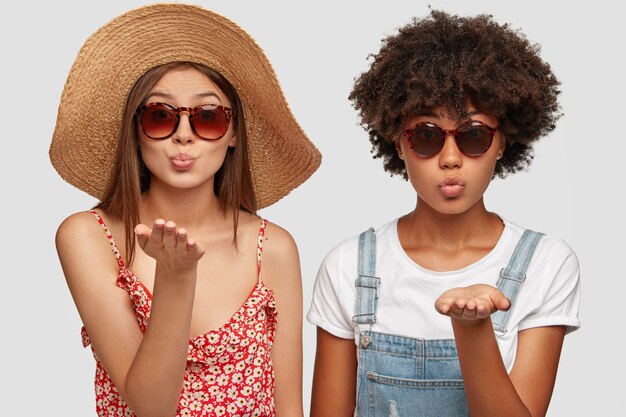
[95,62,256,264]
[349,10,561,179]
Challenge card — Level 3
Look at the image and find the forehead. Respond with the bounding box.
[404,107,478,127]
[403,104,499,130]
[412,104,480,119]
[148,67,229,106]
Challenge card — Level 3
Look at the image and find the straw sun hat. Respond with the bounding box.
[50,3,321,209]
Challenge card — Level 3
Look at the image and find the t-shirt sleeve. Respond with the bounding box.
[306,244,355,339]
[518,240,581,334]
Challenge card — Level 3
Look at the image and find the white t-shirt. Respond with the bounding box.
[307,217,581,371]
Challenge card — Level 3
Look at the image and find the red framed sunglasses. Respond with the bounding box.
[403,120,499,158]
[136,102,234,140]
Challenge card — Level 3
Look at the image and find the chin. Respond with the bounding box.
[421,196,476,216]
[436,206,471,216]
[153,173,215,191]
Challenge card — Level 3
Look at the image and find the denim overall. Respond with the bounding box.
[353,227,544,417]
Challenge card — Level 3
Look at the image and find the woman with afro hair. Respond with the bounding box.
[307,10,581,417]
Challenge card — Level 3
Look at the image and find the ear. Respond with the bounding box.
[227,131,237,148]
[395,139,405,160]
[497,136,506,160]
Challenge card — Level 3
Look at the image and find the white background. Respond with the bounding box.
[1,0,623,415]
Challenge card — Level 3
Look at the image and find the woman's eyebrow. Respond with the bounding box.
[194,92,220,101]
[145,91,173,101]
[145,91,221,101]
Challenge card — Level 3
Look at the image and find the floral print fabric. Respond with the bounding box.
[82,211,277,416]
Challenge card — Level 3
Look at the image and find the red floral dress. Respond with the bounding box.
[82,210,277,416]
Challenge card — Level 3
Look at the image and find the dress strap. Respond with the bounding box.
[256,218,268,281]
[492,229,544,333]
[88,210,125,269]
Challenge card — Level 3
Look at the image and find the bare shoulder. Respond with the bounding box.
[254,217,301,289]
[235,211,298,255]
[57,209,91,234]
[262,220,299,259]
[56,210,101,254]
[56,210,120,284]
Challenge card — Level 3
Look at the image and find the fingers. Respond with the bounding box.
[434,296,454,315]
[174,227,205,256]
[462,299,478,319]
[175,228,187,251]
[176,228,202,255]
[435,297,470,317]
[152,219,165,243]
[452,298,481,319]
[186,238,205,257]
[490,290,511,311]
[436,296,494,320]
[134,224,151,249]
[163,221,177,248]
[465,299,498,319]
[141,219,177,249]
[436,298,466,318]
[134,219,205,260]
[452,298,467,317]
[135,219,167,250]
[435,284,512,321]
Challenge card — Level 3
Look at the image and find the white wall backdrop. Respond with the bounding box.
[1,0,623,415]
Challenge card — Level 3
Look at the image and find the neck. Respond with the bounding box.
[140,179,229,231]
[400,196,503,249]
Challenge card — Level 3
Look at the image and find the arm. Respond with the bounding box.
[436,285,566,417]
[261,223,304,417]
[56,213,203,417]
[310,328,357,417]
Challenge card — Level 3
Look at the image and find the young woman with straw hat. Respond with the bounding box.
[50,4,320,417]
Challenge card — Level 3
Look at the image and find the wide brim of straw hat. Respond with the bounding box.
[49,3,321,209]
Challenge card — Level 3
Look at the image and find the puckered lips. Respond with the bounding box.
[438,176,465,198]
[171,153,194,170]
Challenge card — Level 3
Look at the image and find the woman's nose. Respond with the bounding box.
[171,112,196,144]
[438,135,463,169]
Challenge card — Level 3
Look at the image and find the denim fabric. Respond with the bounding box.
[353,227,543,417]
[492,230,544,333]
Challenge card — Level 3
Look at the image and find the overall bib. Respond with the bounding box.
[353,228,544,417]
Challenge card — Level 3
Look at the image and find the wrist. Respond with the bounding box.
[451,316,492,330]
[155,262,198,285]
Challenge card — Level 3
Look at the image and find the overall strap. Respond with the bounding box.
[492,229,544,333]
[352,228,380,346]
[88,210,125,270]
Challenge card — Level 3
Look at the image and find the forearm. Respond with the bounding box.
[452,318,532,417]
[124,265,196,417]
[310,374,355,417]
[310,328,357,417]
[273,337,304,417]
[274,357,304,417]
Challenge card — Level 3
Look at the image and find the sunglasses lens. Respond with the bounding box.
[408,124,444,157]
[140,104,177,139]
[456,123,493,156]
[192,105,231,140]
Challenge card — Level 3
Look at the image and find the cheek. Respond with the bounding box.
[466,158,498,191]
[404,159,437,193]
[137,140,162,169]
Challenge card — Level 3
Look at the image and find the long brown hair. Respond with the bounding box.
[96,62,257,265]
